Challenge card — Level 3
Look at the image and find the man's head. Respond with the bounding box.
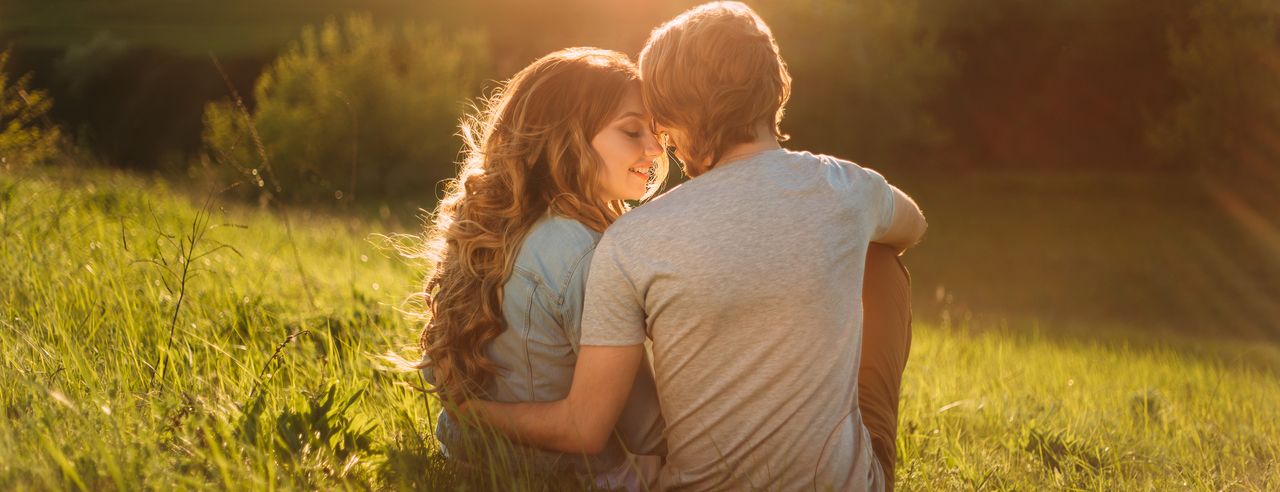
[639,1,791,177]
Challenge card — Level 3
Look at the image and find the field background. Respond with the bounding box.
[3,166,1275,490]
[2,0,1279,489]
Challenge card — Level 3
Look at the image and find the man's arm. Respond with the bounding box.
[460,344,644,455]
[874,185,927,253]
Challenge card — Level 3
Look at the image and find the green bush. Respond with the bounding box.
[202,14,488,206]
[1147,0,1280,172]
[0,49,63,168]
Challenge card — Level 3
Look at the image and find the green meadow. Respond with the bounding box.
[3,0,1278,488]
[2,165,1277,490]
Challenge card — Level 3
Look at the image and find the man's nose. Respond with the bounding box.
[643,133,663,158]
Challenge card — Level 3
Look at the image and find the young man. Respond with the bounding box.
[463,2,926,490]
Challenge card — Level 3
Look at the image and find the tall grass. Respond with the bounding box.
[898,321,1280,490]
[3,166,457,489]
[1,166,1276,489]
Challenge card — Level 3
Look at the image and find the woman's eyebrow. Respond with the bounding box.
[614,111,646,122]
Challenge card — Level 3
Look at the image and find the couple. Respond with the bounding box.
[417,2,927,490]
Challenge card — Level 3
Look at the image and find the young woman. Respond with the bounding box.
[415,48,668,489]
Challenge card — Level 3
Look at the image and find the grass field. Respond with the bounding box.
[2,165,1277,490]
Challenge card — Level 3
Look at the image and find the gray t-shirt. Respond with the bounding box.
[579,149,895,491]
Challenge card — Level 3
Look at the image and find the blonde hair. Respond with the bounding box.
[418,48,662,402]
[639,1,791,176]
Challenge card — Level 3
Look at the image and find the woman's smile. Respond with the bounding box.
[628,165,652,180]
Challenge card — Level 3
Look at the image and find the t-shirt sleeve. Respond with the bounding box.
[578,232,648,346]
[857,166,897,241]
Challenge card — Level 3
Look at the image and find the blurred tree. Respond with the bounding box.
[919,0,1192,170]
[759,0,954,166]
[0,48,63,168]
[202,13,488,206]
[1148,0,1280,174]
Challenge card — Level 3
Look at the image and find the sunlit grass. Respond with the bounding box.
[1,166,1276,489]
[899,322,1280,490]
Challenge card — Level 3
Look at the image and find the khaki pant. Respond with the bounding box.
[859,244,913,492]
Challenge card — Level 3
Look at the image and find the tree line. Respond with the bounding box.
[1,0,1275,207]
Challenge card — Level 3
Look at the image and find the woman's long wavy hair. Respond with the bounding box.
[417,48,663,403]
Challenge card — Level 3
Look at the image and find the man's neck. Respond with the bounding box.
[717,121,782,167]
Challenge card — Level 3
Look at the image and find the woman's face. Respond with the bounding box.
[592,86,664,202]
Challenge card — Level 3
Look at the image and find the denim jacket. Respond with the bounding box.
[425,213,666,475]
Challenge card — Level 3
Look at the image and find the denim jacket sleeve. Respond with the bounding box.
[556,246,595,355]
[489,215,602,402]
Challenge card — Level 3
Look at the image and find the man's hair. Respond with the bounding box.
[639,1,791,175]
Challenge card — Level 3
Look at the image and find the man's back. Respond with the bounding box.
[580,148,896,490]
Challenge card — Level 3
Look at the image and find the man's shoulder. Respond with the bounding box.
[786,148,862,171]
[605,150,858,226]
[750,148,871,185]
[788,149,887,192]
[610,184,699,230]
